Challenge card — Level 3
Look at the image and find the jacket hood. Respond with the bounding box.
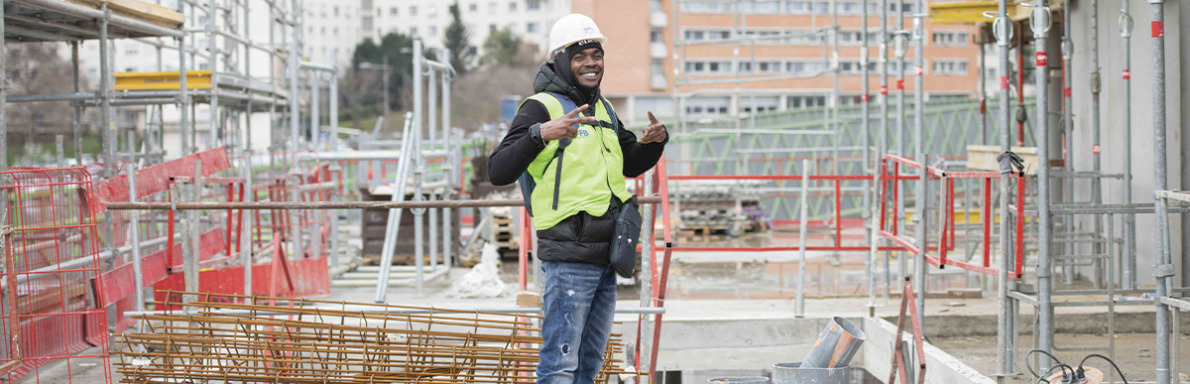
[533,61,600,106]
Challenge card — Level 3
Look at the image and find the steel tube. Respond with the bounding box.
[861,0,874,312]
[127,164,146,319]
[796,159,810,318]
[914,154,927,331]
[894,0,908,295]
[106,197,663,211]
[374,113,416,302]
[994,0,1015,375]
[1149,2,1172,383]
[1030,0,1055,370]
[1061,0,1075,286]
[1090,0,1106,289]
[440,66,452,269]
[330,60,340,272]
[5,92,94,103]
[1119,0,1136,290]
[912,0,926,332]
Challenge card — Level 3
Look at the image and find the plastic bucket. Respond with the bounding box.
[801,316,866,368]
[771,362,853,384]
[707,376,771,384]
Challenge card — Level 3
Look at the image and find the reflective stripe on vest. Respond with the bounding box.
[522,93,633,230]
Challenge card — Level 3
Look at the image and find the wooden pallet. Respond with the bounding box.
[676,225,731,242]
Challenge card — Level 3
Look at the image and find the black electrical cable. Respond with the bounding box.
[1078,353,1128,384]
[1026,349,1070,380]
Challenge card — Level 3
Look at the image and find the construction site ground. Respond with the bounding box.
[23,228,1188,383]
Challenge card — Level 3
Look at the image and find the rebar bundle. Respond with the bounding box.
[114,291,641,383]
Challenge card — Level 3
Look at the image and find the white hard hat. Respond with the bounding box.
[548,14,607,57]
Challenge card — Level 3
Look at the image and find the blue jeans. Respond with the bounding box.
[537,260,618,384]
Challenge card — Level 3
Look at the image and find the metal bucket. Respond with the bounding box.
[771,362,853,384]
[707,377,771,384]
[801,316,866,368]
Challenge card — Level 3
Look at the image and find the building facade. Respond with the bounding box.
[571,0,982,126]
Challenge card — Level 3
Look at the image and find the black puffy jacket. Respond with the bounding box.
[487,62,666,265]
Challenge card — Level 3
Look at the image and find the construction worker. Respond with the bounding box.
[487,13,668,384]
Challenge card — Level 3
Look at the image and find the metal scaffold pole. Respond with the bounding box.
[1090,0,1105,289]
[1028,0,1055,370]
[894,0,908,287]
[1118,0,1136,290]
[993,0,1015,376]
[1061,0,1075,286]
[911,0,926,328]
[1148,2,1172,383]
[878,0,891,302]
[862,0,875,312]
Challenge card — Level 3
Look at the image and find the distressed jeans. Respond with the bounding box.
[536,260,617,384]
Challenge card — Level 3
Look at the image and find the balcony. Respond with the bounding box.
[650,10,667,28]
[650,42,667,60]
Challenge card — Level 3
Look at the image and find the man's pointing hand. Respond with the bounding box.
[640,111,668,144]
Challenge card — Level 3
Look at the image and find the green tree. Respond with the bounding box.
[350,33,417,111]
[443,2,474,76]
[481,27,520,67]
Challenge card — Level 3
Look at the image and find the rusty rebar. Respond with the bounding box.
[114,291,642,383]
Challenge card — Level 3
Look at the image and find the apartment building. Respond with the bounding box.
[571,0,982,126]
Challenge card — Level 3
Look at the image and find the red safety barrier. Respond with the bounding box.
[666,174,903,253]
[0,167,112,384]
[877,154,1026,279]
[889,278,926,384]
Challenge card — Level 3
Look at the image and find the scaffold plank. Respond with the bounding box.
[69,0,183,27]
[114,70,213,90]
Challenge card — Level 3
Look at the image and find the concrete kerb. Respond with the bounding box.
[860,317,996,384]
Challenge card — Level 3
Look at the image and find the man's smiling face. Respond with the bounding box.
[570,47,604,89]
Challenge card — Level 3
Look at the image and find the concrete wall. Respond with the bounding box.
[860,317,996,384]
[1066,1,1184,288]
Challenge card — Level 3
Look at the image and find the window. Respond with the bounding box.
[651,29,663,43]
[428,5,437,17]
[429,26,438,36]
[684,60,733,75]
[932,31,969,46]
[649,0,662,11]
[333,6,339,16]
[685,96,730,115]
[509,1,517,11]
[787,95,826,109]
[410,6,417,16]
[411,26,417,35]
[681,0,733,13]
[527,0,541,10]
[932,59,968,75]
[490,24,497,32]
[333,27,339,36]
[469,3,478,12]
[527,22,538,32]
[489,2,498,13]
[740,96,779,114]
[739,0,779,13]
[389,6,397,15]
